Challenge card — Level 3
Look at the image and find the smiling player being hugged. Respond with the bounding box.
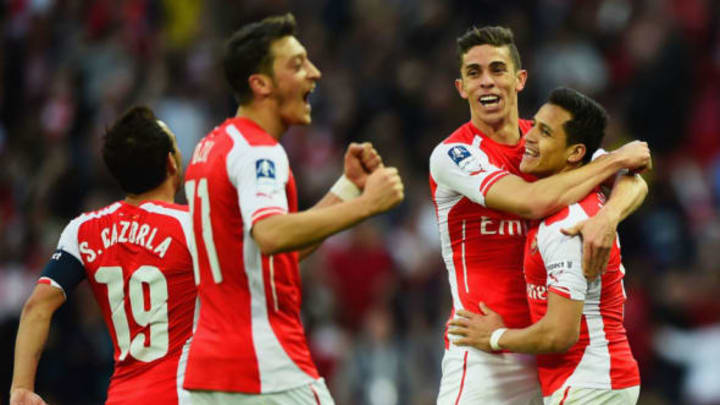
[448,88,644,405]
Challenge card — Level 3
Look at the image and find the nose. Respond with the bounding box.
[525,126,538,142]
[479,71,494,88]
[307,59,322,81]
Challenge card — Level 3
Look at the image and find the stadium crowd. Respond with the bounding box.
[1,0,719,404]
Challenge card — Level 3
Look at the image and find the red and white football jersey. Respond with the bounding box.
[524,190,640,396]
[182,117,319,394]
[40,201,198,405]
[429,120,536,346]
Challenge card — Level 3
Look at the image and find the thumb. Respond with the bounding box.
[478,301,490,315]
[561,223,581,236]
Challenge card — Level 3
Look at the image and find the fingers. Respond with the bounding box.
[448,317,470,328]
[447,326,467,337]
[455,309,474,319]
[585,245,610,280]
[347,142,364,156]
[361,142,383,171]
[582,238,593,279]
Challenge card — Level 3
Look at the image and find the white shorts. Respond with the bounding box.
[543,385,640,405]
[187,379,334,405]
[437,347,543,405]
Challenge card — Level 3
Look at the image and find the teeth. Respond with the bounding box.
[480,95,500,105]
[525,148,538,157]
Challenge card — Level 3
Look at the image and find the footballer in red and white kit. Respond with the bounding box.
[39,200,197,405]
[524,190,640,402]
[430,119,544,404]
[183,117,320,394]
[10,106,198,405]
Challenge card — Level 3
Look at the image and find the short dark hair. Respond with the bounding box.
[456,26,522,71]
[224,13,297,105]
[547,87,608,164]
[102,106,173,194]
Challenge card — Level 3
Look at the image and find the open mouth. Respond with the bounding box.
[479,94,501,107]
[524,146,539,157]
[303,86,316,104]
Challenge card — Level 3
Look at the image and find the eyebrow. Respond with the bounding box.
[464,60,508,72]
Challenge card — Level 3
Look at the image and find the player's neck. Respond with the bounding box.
[471,112,521,146]
[124,181,176,206]
[235,103,287,140]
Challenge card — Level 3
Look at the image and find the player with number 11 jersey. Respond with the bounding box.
[182,117,319,394]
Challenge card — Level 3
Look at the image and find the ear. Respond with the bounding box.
[167,151,179,175]
[566,144,587,164]
[515,69,528,93]
[248,73,274,98]
[455,78,468,100]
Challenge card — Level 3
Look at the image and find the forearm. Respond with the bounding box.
[527,154,626,217]
[253,196,373,255]
[487,154,624,219]
[297,192,344,260]
[11,307,53,391]
[497,320,569,354]
[600,173,648,224]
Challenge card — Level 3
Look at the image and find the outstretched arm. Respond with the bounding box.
[253,166,403,255]
[297,142,383,260]
[11,284,65,405]
[485,141,650,219]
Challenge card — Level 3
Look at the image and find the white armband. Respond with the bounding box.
[490,327,508,351]
[330,175,361,201]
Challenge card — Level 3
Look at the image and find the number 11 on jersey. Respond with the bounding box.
[185,178,223,284]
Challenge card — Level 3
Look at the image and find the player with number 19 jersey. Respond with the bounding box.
[182,117,320,394]
[38,200,197,405]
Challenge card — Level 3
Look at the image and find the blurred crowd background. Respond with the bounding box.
[1,0,719,404]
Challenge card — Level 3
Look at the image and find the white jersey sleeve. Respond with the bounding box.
[227,143,290,229]
[429,142,509,207]
[537,205,588,301]
[56,216,84,263]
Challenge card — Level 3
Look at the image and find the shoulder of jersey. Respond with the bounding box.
[541,197,594,231]
[440,122,472,145]
[222,118,278,147]
[140,201,189,212]
[72,201,124,224]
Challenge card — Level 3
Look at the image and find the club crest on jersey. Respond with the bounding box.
[256,159,276,179]
[448,145,483,173]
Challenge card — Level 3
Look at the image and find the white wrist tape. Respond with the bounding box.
[489,328,508,351]
[330,175,361,201]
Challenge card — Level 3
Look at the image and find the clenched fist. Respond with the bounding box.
[361,167,404,214]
